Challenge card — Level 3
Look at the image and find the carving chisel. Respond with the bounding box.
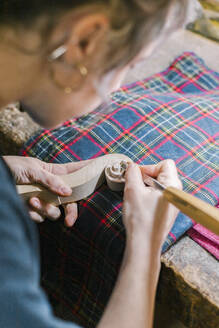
[143,174,219,235]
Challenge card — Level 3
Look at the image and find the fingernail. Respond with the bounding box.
[50,208,61,220]
[65,216,75,228]
[32,199,40,208]
[60,186,72,195]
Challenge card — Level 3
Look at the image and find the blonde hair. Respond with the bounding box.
[0,0,188,73]
[100,0,188,73]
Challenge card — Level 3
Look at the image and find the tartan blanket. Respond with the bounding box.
[21,52,219,327]
[187,201,219,260]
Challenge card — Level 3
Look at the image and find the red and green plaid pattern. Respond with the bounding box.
[21,52,219,327]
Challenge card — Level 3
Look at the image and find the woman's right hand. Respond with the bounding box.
[123,160,182,253]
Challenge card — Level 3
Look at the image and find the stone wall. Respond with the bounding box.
[0,103,39,155]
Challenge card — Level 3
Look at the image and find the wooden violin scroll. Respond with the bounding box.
[16,154,133,206]
[105,160,129,191]
[16,154,219,235]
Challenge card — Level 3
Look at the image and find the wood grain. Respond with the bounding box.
[16,154,132,206]
[17,155,219,235]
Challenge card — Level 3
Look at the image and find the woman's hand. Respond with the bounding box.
[123,159,182,253]
[100,160,182,328]
[3,156,89,227]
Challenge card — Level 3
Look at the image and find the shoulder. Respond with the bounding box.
[0,157,37,243]
[0,156,14,185]
[0,157,24,214]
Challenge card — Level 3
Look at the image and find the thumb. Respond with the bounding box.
[125,163,145,191]
[44,159,91,176]
[34,169,72,196]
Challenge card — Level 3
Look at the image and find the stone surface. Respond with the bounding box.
[0,103,39,155]
[154,302,187,328]
[158,237,219,328]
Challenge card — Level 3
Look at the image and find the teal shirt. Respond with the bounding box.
[0,158,80,328]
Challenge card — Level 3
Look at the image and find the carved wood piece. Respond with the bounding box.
[105,160,128,191]
[16,154,219,235]
[16,154,133,206]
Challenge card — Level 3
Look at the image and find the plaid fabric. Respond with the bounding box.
[21,52,219,327]
[187,202,219,260]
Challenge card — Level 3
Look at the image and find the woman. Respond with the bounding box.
[0,1,186,327]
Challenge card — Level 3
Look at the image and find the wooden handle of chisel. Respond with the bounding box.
[163,187,219,235]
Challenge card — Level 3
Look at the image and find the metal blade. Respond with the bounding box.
[143,175,165,191]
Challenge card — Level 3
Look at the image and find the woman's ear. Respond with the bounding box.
[64,13,109,65]
[47,12,110,92]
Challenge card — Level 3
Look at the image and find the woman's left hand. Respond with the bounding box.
[3,156,89,227]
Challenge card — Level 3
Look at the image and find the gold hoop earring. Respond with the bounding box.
[64,65,88,94]
[77,64,88,77]
[64,87,73,94]
[49,63,88,95]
